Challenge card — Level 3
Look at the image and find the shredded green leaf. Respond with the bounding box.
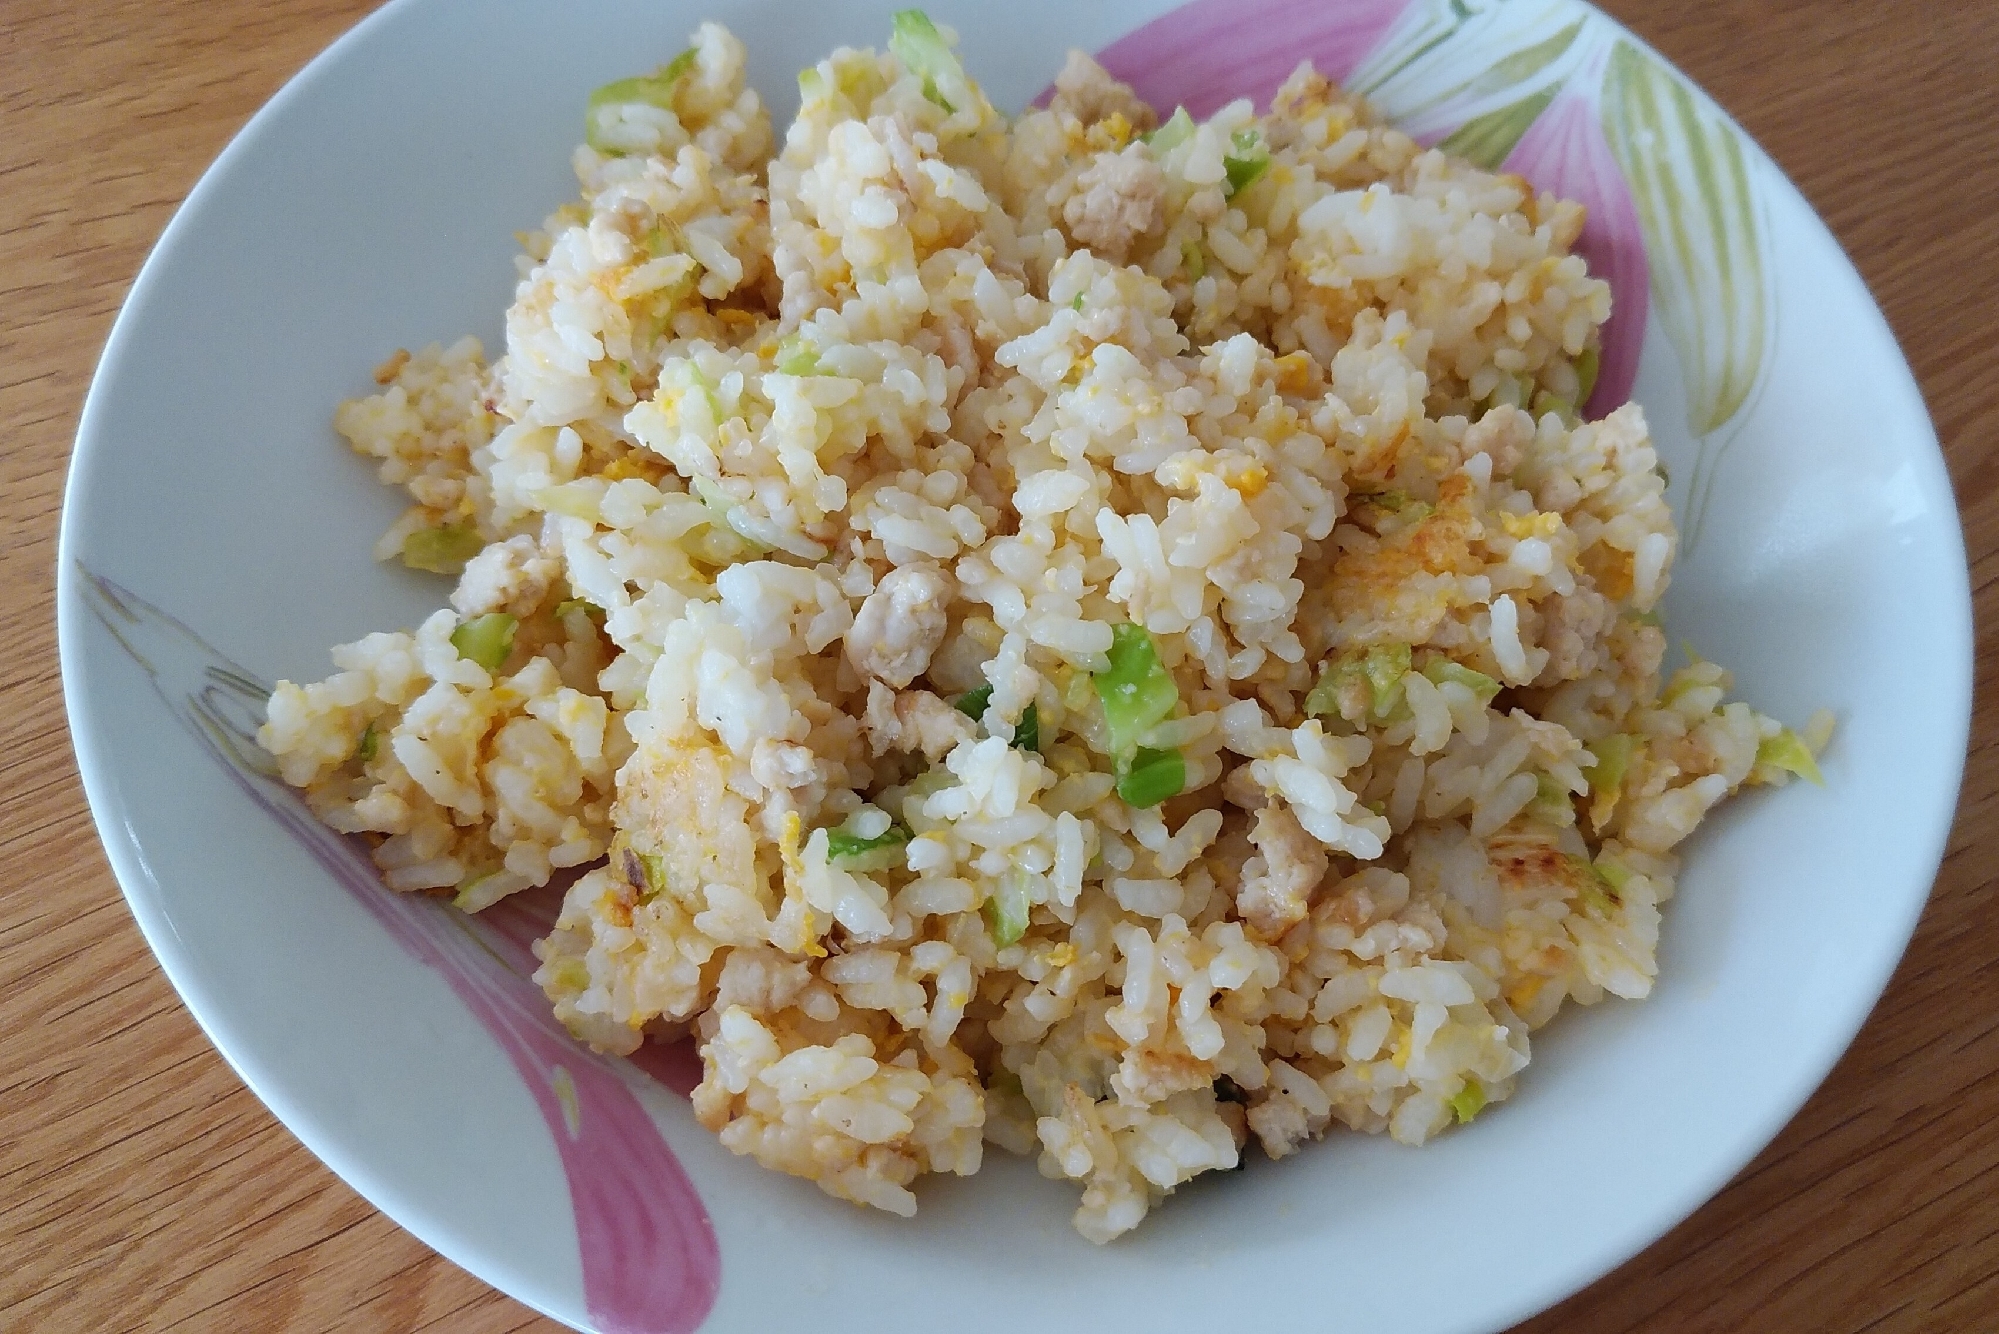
[827,824,911,861]
[1421,657,1502,703]
[1071,292,1085,311]
[889,9,969,112]
[955,685,1038,752]
[662,47,699,81]
[1574,343,1601,405]
[399,523,484,575]
[1449,1079,1488,1125]
[354,722,378,763]
[1306,643,1412,723]
[1181,240,1206,280]
[775,333,822,376]
[1304,653,1367,721]
[1356,488,1413,512]
[1757,728,1825,786]
[1116,745,1185,808]
[1582,733,1636,798]
[450,612,517,673]
[689,475,770,555]
[584,49,698,152]
[985,868,1032,947]
[1362,642,1412,722]
[620,846,668,900]
[1014,703,1040,753]
[1531,389,1577,423]
[452,872,502,913]
[1095,623,1180,760]
[1569,854,1618,916]
[1144,106,1195,153]
[1222,128,1271,198]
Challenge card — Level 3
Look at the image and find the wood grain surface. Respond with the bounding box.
[3,0,1992,1329]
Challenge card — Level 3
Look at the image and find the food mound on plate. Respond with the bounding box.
[259,13,1829,1241]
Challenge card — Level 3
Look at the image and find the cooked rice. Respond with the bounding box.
[258,18,1830,1241]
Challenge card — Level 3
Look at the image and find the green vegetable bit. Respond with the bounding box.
[1116,745,1185,808]
[399,523,484,575]
[1013,703,1040,753]
[1071,292,1085,311]
[452,872,499,913]
[450,612,517,673]
[1222,129,1271,198]
[1357,488,1413,512]
[622,846,668,899]
[827,824,911,862]
[584,48,698,152]
[354,722,378,763]
[1362,642,1412,721]
[985,869,1032,948]
[775,333,822,376]
[956,685,1039,753]
[1144,106,1195,153]
[1095,623,1181,759]
[1305,642,1412,723]
[889,9,969,112]
[1756,728,1825,786]
[1530,389,1577,423]
[1448,1079,1488,1125]
[1421,657,1502,703]
[1581,733,1636,797]
[1181,240,1206,280]
[1573,343,1601,405]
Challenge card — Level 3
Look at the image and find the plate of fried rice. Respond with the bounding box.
[58,0,1971,1330]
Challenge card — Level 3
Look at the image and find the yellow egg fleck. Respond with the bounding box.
[1229,462,1269,499]
[1500,510,1561,539]
[1272,351,1314,395]
[1506,975,1547,1012]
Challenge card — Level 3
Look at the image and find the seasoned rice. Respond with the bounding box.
[259,16,1830,1241]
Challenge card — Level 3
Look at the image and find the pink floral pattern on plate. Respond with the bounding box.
[80,570,719,1334]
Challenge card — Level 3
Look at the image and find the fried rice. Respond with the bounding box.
[258,14,1832,1241]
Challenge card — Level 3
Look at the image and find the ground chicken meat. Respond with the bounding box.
[1532,588,1611,684]
[1235,803,1330,937]
[846,563,953,687]
[451,533,558,617]
[1049,49,1156,130]
[862,682,976,761]
[1062,144,1167,259]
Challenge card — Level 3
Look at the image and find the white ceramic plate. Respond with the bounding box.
[59,1,1972,1331]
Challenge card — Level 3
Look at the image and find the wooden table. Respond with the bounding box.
[4,0,1993,1329]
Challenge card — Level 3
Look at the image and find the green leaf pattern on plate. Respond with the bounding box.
[1350,3,1774,553]
[1352,0,1587,147]
[1601,39,1768,437]
[1436,83,1560,169]
[1600,37,1773,546]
